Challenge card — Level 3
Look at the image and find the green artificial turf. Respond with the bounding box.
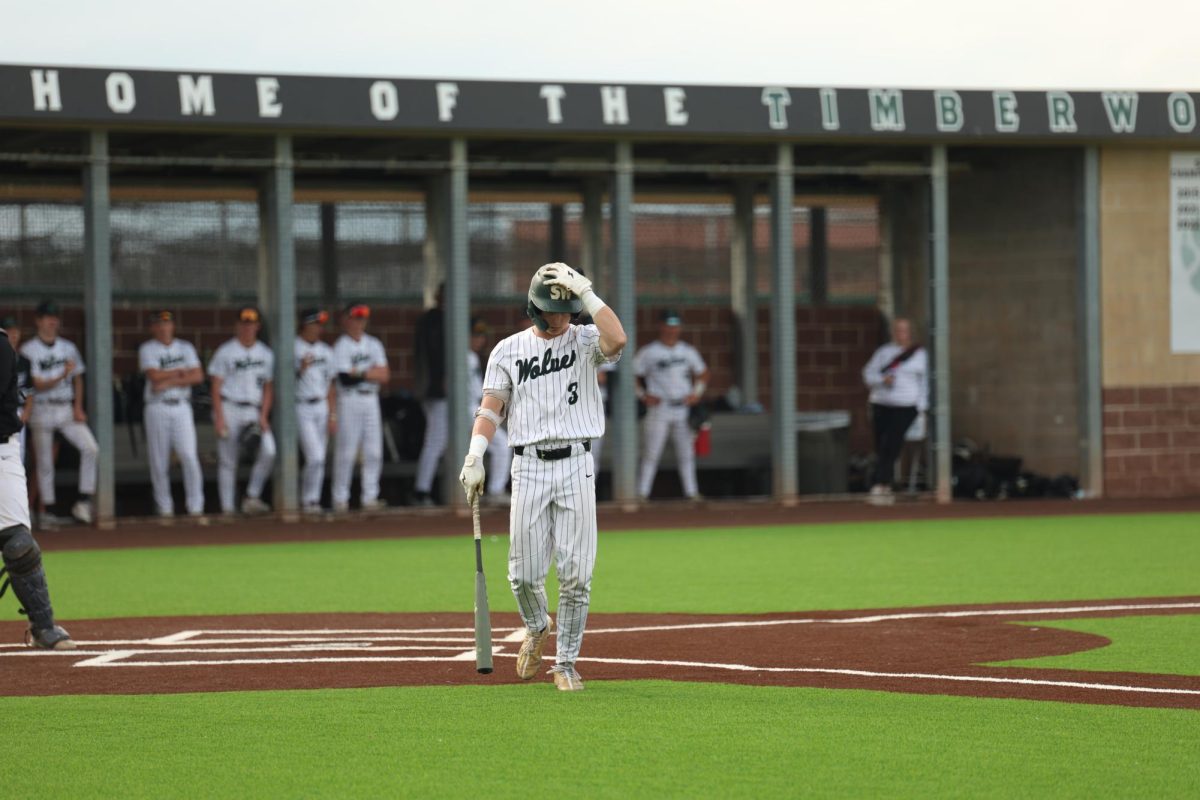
[33,512,1200,620]
[994,615,1200,676]
[2,682,1197,799]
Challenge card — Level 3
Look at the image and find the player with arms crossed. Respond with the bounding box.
[460,263,626,692]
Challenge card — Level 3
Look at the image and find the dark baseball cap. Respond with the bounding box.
[470,317,490,336]
[238,306,261,323]
[300,308,329,326]
[35,300,60,317]
[0,316,17,330]
[150,309,175,323]
[660,309,682,326]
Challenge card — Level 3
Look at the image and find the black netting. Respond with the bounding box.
[0,202,84,297]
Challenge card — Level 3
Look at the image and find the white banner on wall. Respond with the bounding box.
[1171,152,1200,353]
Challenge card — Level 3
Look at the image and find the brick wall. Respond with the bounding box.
[5,301,882,454]
[1103,385,1200,498]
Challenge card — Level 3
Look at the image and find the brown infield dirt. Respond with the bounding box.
[3,597,1198,711]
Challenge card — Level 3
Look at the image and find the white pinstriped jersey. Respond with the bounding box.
[484,324,619,447]
[20,337,84,404]
[294,337,336,401]
[208,339,274,404]
[633,340,706,403]
[332,334,387,396]
[138,338,201,403]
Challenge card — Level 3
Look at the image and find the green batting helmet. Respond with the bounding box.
[526,263,583,331]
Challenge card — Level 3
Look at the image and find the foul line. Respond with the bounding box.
[575,656,1200,698]
[584,601,1200,636]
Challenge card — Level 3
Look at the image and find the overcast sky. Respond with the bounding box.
[4,0,1197,90]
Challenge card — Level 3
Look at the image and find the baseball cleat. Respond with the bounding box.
[550,663,585,692]
[360,498,387,512]
[70,500,94,525]
[301,503,324,516]
[333,501,350,514]
[241,497,271,515]
[28,625,75,651]
[515,619,554,680]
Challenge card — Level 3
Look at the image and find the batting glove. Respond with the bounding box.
[460,454,485,503]
[543,263,592,297]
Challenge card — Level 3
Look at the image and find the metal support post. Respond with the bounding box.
[443,139,471,508]
[730,181,759,408]
[260,135,299,517]
[82,130,114,527]
[1078,146,1103,497]
[770,144,797,502]
[611,141,638,506]
[809,206,828,305]
[320,202,338,312]
[581,181,606,294]
[930,145,952,504]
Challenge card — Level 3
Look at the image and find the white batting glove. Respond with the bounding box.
[542,263,592,298]
[460,454,485,504]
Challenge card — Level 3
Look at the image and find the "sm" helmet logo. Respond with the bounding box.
[549,285,573,301]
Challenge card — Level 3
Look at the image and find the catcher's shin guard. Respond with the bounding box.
[0,525,57,632]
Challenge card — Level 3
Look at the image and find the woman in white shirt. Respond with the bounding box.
[861,318,928,504]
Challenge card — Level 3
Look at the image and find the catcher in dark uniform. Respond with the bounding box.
[0,325,73,649]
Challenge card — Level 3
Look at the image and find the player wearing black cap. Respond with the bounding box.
[138,310,206,518]
[20,301,99,524]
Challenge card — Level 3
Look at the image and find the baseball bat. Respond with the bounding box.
[472,496,494,674]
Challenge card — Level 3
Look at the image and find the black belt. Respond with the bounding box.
[154,398,185,407]
[37,399,73,406]
[514,441,590,461]
[222,397,261,409]
[300,397,324,404]
[667,400,687,407]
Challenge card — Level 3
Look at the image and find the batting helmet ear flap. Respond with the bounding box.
[526,300,550,332]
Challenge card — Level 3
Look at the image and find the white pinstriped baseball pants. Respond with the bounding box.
[296,401,329,507]
[216,404,276,513]
[414,399,447,494]
[637,404,698,498]
[508,446,596,667]
[144,401,204,515]
[28,403,98,506]
[332,393,383,505]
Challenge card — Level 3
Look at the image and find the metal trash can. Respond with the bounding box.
[796,411,851,494]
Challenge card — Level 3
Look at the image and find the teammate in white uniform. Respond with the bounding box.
[295,309,338,514]
[460,263,627,692]
[589,360,616,480]
[208,306,276,515]
[634,310,710,501]
[468,318,511,504]
[20,301,99,524]
[138,310,205,518]
[331,303,390,512]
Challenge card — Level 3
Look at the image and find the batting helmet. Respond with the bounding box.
[526,263,583,332]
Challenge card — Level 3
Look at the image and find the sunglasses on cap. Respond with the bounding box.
[306,311,330,325]
[346,305,370,319]
[153,311,174,322]
[239,309,261,323]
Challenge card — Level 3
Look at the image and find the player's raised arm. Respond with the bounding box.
[542,264,626,357]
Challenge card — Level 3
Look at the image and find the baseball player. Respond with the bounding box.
[467,318,511,504]
[634,309,710,501]
[459,263,627,692]
[411,286,446,506]
[20,301,99,524]
[331,303,389,512]
[208,306,276,515]
[295,309,337,514]
[138,310,205,518]
[0,318,34,462]
[589,360,616,479]
[0,326,74,649]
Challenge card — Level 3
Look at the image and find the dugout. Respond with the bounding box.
[2,66,1198,523]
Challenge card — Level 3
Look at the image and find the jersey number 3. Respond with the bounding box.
[567,382,579,405]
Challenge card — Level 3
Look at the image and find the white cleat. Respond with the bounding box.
[550,663,585,692]
[241,497,271,515]
[70,500,94,525]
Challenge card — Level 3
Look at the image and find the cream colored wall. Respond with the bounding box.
[1101,147,1200,387]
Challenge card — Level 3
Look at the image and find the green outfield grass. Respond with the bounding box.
[996,615,1200,676]
[2,511,1199,798]
[36,512,1200,619]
